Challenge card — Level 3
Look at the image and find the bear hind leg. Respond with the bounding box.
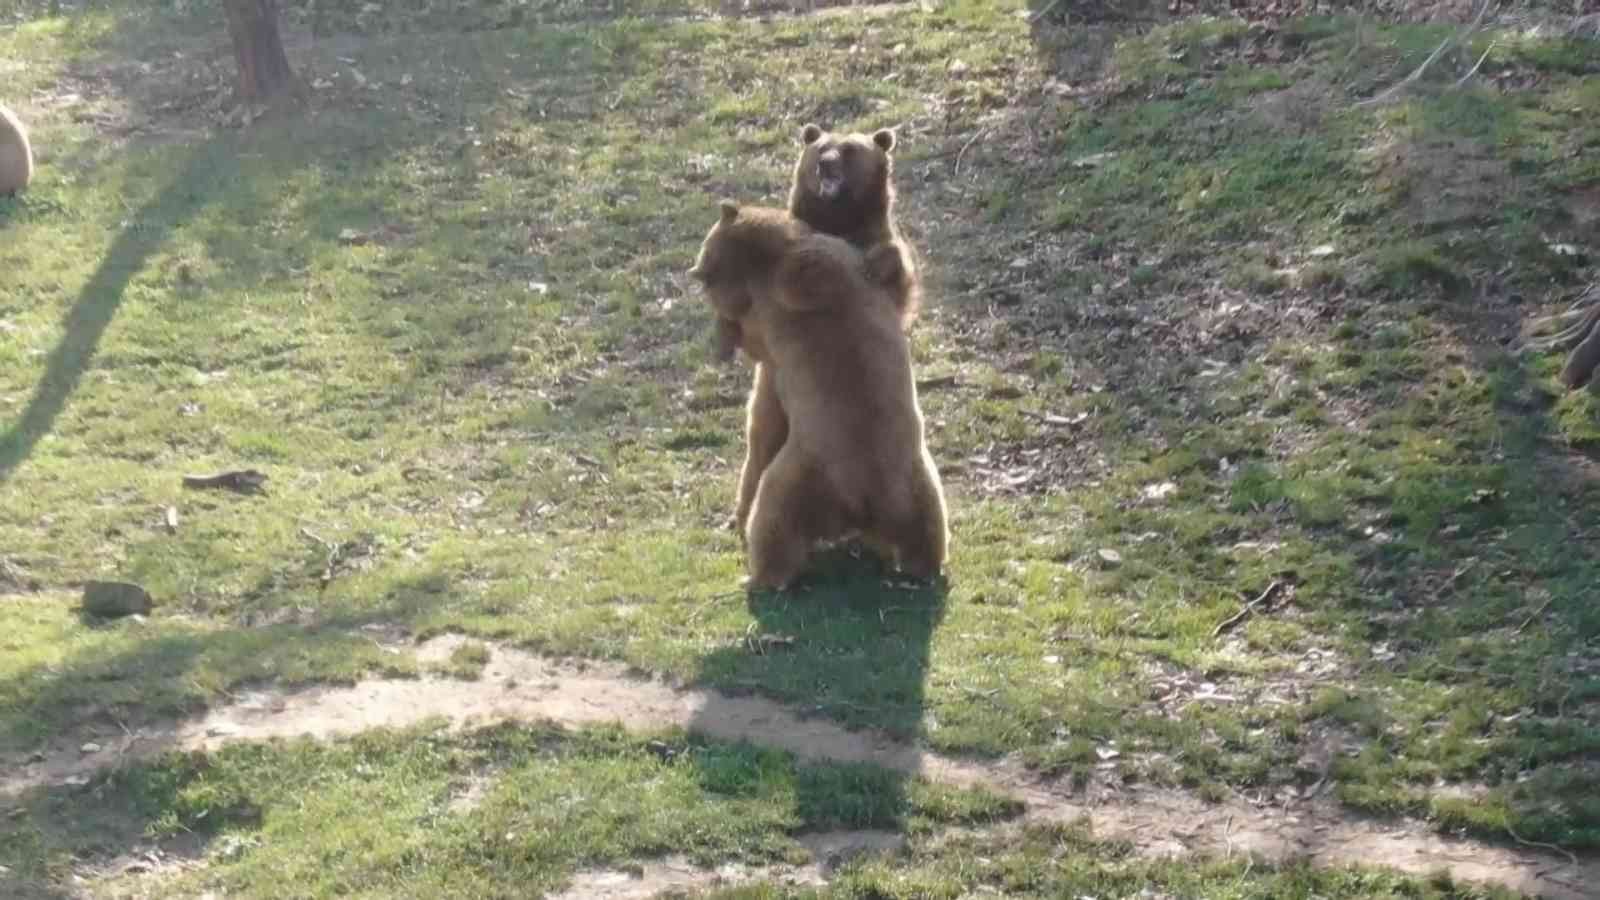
[744,447,834,591]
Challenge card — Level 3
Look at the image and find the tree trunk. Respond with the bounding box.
[225,0,296,102]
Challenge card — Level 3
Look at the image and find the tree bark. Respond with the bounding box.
[225,0,296,102]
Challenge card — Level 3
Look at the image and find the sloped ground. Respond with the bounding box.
[1,0,1597,896]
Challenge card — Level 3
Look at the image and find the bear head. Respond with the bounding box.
[787,122,896,238]
[689,200,770,363]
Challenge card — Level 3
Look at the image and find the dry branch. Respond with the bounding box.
[1213,580,1285,639]
[1356,0,1494,107]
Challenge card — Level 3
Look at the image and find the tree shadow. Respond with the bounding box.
[685,545,950,841]
[0,566,460,762]
[0,138,244,484]
[1,770,238,900]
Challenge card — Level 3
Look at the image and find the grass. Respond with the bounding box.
[0,721,1020,898]
[743,822,1524,900]
[1,0,1598,894]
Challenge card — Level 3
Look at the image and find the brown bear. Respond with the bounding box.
[0,104,34,196]
[689,200,948,590]
[726,122,923,539]
[788,122,920,322]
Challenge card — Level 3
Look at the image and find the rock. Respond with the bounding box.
[81,742,101,754]
[1096,548,1122,568]
[81,581,153,618]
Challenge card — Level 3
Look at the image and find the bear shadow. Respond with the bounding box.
[686,542,949,842]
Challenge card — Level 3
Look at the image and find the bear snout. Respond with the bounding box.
[815,149,845,199]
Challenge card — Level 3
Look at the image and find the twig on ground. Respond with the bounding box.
[1453,39,1497,88]
[954,127,991,176]
[1506,822,1579,870]
[298,527,343,591]
[1430,558,1477,602]
[1514,597,1554,635]
[1356,0,1493,107]
[916,375,960,391]
[685,590,745,624]
[1027,0,1065,24]
[1212,580,1285,638]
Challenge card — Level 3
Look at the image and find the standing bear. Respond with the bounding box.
[690,200,948,590]
[729,123,925,540]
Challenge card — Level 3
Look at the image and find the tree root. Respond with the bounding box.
[1560,321,1600,390]
[1520,285,1600,390]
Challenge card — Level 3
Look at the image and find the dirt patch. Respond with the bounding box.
[3,636,1594,900]
[548,831,900,899]
[551,857,819,900]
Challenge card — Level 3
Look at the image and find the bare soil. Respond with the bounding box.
[5,636,1594,900]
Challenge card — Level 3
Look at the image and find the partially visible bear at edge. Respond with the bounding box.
[722,122,925,542]
[0,104,34,196]
[690,200,948,590]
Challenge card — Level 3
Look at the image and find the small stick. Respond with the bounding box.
[1027,0,1065,24]
[1514,598,1554,635]
[1453,39,1497,88]
[1506,822,1579,870]
[1357,0,1493,107]
[1213,580,1285,638]
[954,127,991,176]
[685,590,744,624]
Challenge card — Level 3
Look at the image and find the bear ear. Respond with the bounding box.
[872,128,896,153]
[718,199,740,223]
[801,123,823,144]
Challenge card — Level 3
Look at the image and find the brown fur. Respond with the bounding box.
[724,123,924,538]
[689,201,948,590]
[787,122,920,324]
[0,104,34,196]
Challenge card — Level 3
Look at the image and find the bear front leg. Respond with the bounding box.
[734,362,788,540]
[863,242,908,289]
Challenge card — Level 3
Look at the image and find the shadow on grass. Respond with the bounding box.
[0,772,234,900]
[0,138,243,484]
[0,568,459,756]
[686,545,952,839]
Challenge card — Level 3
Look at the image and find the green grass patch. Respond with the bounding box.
[0,4,1597,893]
